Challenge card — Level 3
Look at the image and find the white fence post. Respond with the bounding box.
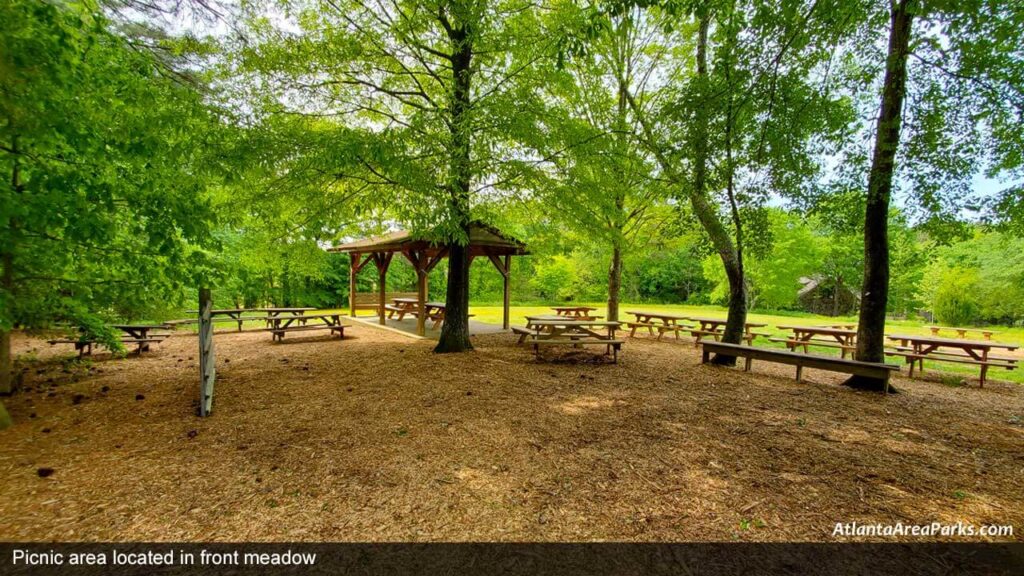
[198,288,215,417]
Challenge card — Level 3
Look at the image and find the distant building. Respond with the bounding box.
[797,276,858,317]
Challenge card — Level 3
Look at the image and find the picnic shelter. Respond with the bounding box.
[328,222,528,336]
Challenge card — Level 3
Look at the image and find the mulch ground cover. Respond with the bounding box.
[1,325,1021,541]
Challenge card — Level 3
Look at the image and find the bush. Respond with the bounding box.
[932,267,980,326]
[530,256,580,301]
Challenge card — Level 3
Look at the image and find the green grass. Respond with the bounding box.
[467,302,1024,384]
[160,301,1022,384]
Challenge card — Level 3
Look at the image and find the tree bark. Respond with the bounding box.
[692,11,745,365]
[618,10,746,364]
[436,240,473,352]
[0,398,11,429]
[1,135,20,395]
[607,243,622,322]
[436,15,474,353]
[846,0,914,393]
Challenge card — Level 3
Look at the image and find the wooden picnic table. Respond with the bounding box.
[388,297,421,320]
[50,324,170,356]
[686,317,768,346]
[814,323,857,330]
[258,307,316,316]
[775,325,858,358]
[111,324,168,340]
[524,319,623,362]
[384,299,450,328]
[623,310,694,340]
[267,313,347,342]
[551,306,599,320]
[886,334,1018,387]
[182,307,304,332]
[925,325,998,340]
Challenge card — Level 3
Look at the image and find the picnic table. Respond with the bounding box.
[686,316,769,346]
[111,324,171,352]
[388,297,421,320]
[512,315,564,343]
[925,325,998,341]
[48,324,171,356]
[266,313,348,342]
[551,306,600,320]
[886,334,1019,387]
[523,319,623,362]
[259,307,315,317]
[383,298,453,328]
[182,308,269,332]
[623,310,694,340]
[773,325,858,358]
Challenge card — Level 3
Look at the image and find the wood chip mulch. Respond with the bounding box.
[1,326,1022,542]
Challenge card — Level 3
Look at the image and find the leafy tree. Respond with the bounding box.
[844,0,1024,391]
[930,267,981,326]
[232,0,553,352]
[571,0,859,363]
[920,230,1024,325]
[529,9,671,321]
[1,1,222,394]
[703,209,820,310]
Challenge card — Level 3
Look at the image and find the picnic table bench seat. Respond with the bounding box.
[48,337,165,357]
[688,329,762,346]
[511,326,533,344]
[769,337,857,351]
[701,341,899,391]
[265,324,347,337]
[626,321,694,339]
[525,336,624,362]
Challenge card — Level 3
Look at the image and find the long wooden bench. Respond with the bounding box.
[701,341,900,392]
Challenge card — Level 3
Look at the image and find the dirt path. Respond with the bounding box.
[1,326,1021,541]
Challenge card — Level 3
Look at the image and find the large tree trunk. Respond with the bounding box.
[607,243,622,322]
[1,135,19,396]
[436,240,472,352]
[436,17,474,353]
[692,11,745,365]
[619,10,745,363]
[0,249,11,394]
[845,0,914,392]
[0,398,11,430]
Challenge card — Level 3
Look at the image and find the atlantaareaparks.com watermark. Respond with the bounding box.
[833,521,1014,538]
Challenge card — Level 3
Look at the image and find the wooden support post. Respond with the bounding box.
[502,254,511,330]
[373,253,393,326]
[417,266,428,337]
[349,253,360,317]
[485,251,512,330]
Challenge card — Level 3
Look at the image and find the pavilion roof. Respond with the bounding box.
[327,221,528,257]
